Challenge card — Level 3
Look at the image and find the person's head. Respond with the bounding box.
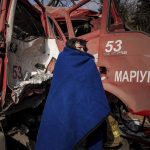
[66,38,88,52]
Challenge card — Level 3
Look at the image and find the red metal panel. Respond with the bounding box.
[0,0,7,33]
[0,0,10,105]
[98,0,150,116]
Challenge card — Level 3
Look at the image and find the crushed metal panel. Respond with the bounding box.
[7,37,59,102]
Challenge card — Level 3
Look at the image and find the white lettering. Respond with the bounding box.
[105,40,123,53]
[136,71,139,82]
[115,71,122,82]
[114,40,122,52]
[122,71,129,82]
[130,71,137,82]
[105,41,114,53]
[114,70,150,83]
[148,71,150,83]
[140,71,147,82]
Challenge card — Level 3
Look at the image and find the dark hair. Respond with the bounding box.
[66,38,88,52]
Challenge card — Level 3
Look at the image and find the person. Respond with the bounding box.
[35,38,110,150]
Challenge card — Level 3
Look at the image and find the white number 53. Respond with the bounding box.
[105,40,122,53]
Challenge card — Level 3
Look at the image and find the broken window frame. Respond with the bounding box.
[12,0,45,42]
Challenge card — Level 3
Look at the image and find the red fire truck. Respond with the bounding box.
[0,0,149,149]
[45,0,150,146]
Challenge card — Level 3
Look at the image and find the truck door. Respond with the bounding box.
[36,1,65,62]
[0,0,64,109]
[98,0,150,115]
[5,0,61,106]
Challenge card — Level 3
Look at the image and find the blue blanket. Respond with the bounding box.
[36,47,110,150]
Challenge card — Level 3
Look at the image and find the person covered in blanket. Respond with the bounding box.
[36,38,110,150]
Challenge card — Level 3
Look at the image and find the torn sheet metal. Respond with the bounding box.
[7,37,59,101]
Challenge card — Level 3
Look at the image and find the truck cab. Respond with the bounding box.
[45,0,150,146]
[0,0,60,149]
[0,0,149,149]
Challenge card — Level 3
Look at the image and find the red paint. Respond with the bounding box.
[0,0,149,117]
[129,109,150,117]
[45,0,150,116]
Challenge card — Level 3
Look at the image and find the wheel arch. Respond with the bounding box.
[103,82,130,111]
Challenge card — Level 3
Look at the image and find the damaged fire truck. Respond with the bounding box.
[0,0,149,149]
